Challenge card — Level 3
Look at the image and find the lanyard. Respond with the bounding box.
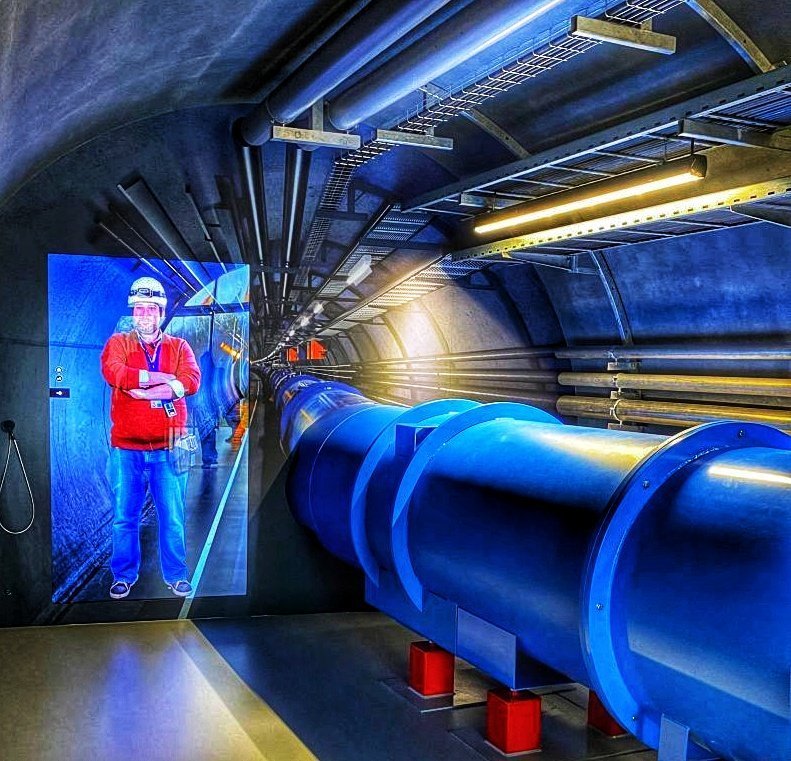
[139,334,162,373]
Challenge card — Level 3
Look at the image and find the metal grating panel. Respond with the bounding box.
[415,258,484,281]
[333,250,386,278]
[319,279,350,297]
[292,0,684,292]
[345,306,387,321]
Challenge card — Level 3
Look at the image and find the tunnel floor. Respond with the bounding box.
[197,612,656,761]
[0,611,657,761]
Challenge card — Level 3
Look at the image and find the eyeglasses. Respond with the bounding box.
[130,287,165,299]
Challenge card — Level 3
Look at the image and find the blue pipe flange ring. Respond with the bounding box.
[391,402,562,610]
[581,421,791,749]
[304,403,390,541]
[349,398,480,586]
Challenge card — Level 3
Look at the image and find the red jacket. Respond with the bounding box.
[100,331,201,450]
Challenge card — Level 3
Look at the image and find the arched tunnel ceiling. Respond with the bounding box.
[1,0,790,387]
[2,0,787,206]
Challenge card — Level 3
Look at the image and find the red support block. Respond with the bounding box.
[408,641,455,697]
[486,688,542,755]
[587,690,627,737]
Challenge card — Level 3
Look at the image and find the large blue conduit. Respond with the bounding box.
[268,371,791,761]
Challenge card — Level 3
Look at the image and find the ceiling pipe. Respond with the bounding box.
[239,0,454,145]
[280,145,311,317]
[557,396,791,430]
[241,144,270,318]
[559,372,791,397]
[327,0,563,131]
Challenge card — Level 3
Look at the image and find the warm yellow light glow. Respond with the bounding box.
[536,429,658,461]
[452,175,791,259]
[474,170,705,235]
[219,341,241,360]
[708,465,791,487]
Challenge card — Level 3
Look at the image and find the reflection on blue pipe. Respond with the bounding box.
[270,372,791,761]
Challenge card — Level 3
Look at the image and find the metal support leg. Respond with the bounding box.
[659,715,720,761]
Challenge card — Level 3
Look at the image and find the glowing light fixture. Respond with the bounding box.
[474,156,707,235]
[346,254,373,287]
[312,301,325,315]
[219,341,242,360]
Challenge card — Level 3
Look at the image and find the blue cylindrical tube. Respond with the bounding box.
[409,420,662,683]
[613,445,791,761]
[270,372,791,761]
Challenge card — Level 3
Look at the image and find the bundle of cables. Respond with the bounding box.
[0,420,35,535]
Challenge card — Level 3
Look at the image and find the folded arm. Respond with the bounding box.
[100,335,141,391]
[127,384,177,401]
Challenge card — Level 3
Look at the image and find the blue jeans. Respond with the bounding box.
[109,448,189,585]
[200,426,217,465]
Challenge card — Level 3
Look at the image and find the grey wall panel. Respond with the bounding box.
[360,323,403,360]
[337,335,360,364]
[421,284,524,353]
[608,223,791,341]
[494,264,565,348]
[383,305,446,357]
[348,324,379,362]
[536,266,622,347]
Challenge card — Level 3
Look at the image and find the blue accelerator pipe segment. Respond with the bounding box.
[269,370,791,761]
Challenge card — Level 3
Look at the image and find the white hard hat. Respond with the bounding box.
[128,276,167,308]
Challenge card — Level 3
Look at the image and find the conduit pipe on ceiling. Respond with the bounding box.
[358,369,558,382]
[239,0,454,145]
[241,145,270,316]
[556,344,791,361]
[557,395,791,429]
[356,378,559,407]
[360,347,557,364]
[328,0,562,131]
[559,372,791,397]
[280,145,311,316]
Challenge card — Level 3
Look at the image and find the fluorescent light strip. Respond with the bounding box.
[457,176,791,257]
[475,170,705,234]
[346,254,373,287]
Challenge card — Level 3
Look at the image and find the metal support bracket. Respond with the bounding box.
[272,124,361,150]
[658,715,720,761]
[458,192,518,211]
[375,129,454,151]
[421,81,530,158]
[606,360,643,431]
[315,208,369,222]
[358,238,446,252]
[571,15,676,55]
[679,119,791,151]
[310,101,324,132]
[685,0,775,74]
[729,201,791,227]
[504,251,597,275]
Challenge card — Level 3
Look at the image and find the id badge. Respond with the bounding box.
[164,402,177,418]
[150,400,163,409]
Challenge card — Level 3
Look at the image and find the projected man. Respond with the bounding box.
[100,277,201,600]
